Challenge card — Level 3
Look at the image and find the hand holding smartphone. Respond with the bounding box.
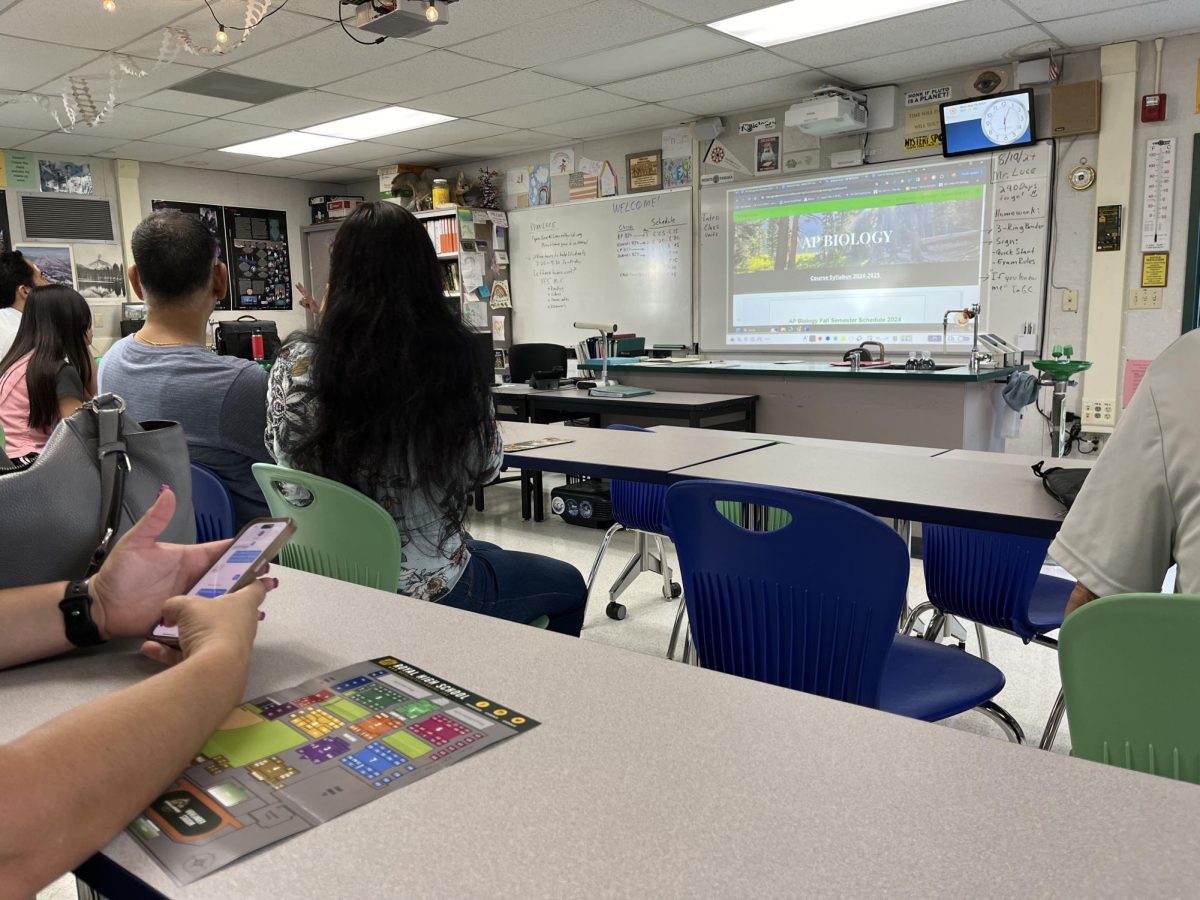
[150,517,295,646]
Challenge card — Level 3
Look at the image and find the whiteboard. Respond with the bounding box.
[509,188,692,346]
[698,142,1053,354]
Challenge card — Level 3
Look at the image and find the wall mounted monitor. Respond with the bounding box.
[940,89,1035,157]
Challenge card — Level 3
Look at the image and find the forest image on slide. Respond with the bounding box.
[733,197,983,275]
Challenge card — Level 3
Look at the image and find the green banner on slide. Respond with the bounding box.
[732,184,985,222]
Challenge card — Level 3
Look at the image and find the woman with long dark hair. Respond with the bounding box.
[266,202,587,635]
[0,284,95,465]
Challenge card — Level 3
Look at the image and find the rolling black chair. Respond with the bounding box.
[509,343,568,385]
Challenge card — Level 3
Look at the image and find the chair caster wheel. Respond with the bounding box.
[666,581,682,599]
[606,602,627,620]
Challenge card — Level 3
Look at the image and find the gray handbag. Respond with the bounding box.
[0,393,196,589]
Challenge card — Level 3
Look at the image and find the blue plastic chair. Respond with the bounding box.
[911,524,1073,748]
[666,480,1022,739]
[191,463,236,542]
[583,425,683,648]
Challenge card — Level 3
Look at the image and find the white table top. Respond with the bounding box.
[651,424,946,457]
[528,388,757,408]
[671,443,1070,538]
[500,422,772,483]
[6,569,1199,897]
[937,448,1096,468]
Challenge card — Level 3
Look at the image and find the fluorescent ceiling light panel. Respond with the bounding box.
[219,131,352,158]
[302,106,455,140]
[709,0,968,47]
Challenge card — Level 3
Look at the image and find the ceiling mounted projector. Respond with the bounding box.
[352,0,452,37]
[785,85,868,136]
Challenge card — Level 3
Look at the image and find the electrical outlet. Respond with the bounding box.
[1129,287,1163,309]
[1062,288,1079,312]
[1081,397,1116,427]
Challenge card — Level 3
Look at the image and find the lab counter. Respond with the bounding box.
[578,358,1022,450]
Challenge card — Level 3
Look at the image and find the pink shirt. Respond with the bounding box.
[0,353,51,457]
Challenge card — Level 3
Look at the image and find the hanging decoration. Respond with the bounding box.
[478,168,500,210]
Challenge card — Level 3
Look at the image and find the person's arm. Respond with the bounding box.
[295,282,326,320]
[1064,581,1099,618]
[222,364,274,463]
[55,364,87,422]
[0,580,272,896]
[0,489,229,670]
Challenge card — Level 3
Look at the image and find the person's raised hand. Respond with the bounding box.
[89,488,231,640]
[140,576,275,669]
[295,282,326,317]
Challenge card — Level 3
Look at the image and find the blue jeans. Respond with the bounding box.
[438,540,587,637]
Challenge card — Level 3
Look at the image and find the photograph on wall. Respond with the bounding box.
[225,206,292,311]
[152,199,231,310]
[38,160,93,194]
[14,244,74,286]
[73,244,126,299]
[0,190,9,252]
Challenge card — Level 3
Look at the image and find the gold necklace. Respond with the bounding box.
[134,332,188,347]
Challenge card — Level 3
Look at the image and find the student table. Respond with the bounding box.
[524,388,758,431]
[650,424,947,456]
[7,569,1199,898]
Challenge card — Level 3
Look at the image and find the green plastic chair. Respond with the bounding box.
[1060,592,1200,783]
[252,463,402,591]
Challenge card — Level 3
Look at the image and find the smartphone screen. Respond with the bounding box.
[151,517,294,644]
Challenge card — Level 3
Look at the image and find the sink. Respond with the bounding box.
[874,364,962,371]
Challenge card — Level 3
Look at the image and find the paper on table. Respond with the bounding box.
[1123,358,1152,407]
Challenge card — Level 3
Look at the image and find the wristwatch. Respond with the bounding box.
[60,579,105,648]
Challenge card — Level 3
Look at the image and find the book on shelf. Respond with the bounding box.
[423,217,459,254]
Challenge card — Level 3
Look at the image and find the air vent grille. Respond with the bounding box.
[21,194,115,242]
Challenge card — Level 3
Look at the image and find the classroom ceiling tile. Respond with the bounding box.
[769,0,1029,68]
[0,98,63,131]
[406,71,582,119]
[35,58,209,104]
[449,0,689,68]
[667,74,822,116]
[368,118,512,150]
[476,90,640,129]
[275,0,343,20]
[821,25,1054,85]
[16,131,126,155]
[404,0,595,47]
[0,125,45,148]
[234,159,328,178]
[1041,0,1200,46]
[169,148,263,170]
[324,50,512,103]
[635,0,783,24]
[389,150,463,166]
[291,141,403,166]
[129,89,252,117]
[442,130,564,158]
[118,8,326,70]
[95,141,196,163]
[222,24,430,88]
[144,119,281,149]
[305,166,376,183]
[221,91,380,129]
[65,106,204,141]
[533,27,748,86]
[0,35,102,91]
[1009,0,1159,20]
[0,0,187,52]
[604,51,806,103]
[539,104,690,139]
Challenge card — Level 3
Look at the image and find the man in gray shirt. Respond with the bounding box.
[99,212,270,527]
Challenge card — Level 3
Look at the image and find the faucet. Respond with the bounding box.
[942,304,991,372]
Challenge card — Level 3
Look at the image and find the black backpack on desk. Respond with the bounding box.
[214,315,281,362]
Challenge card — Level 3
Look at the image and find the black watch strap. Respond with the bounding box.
[60,580,105,648]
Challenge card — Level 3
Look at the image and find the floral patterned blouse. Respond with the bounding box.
[265,340,503,600]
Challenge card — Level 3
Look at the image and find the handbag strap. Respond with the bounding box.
[86,394,131,576]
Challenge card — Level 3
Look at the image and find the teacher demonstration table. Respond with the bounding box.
[13,569,1199,898]
[524,387,758,431]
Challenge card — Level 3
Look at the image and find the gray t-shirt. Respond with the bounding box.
[1050,329,1200,597]
[98,336,271,527]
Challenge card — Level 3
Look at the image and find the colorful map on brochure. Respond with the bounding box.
[128,657,539,883]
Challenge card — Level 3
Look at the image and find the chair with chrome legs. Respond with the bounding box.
[1060,593,1200,782]
[583,425,684,654]
[905,525,1073,748]
[667,480,1024,742]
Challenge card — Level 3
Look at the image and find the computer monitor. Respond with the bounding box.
[939,89,1035,157]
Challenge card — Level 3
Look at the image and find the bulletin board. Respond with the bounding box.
[225,206,293,311]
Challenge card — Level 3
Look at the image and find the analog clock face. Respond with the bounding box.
[980,98,1030,145]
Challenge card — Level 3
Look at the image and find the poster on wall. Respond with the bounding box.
[152,199,232,310]
[39,160,93,194]
[224,206,293,311]
[0,190,10,252]
[73,245,125,299]
[15,244,74,286]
